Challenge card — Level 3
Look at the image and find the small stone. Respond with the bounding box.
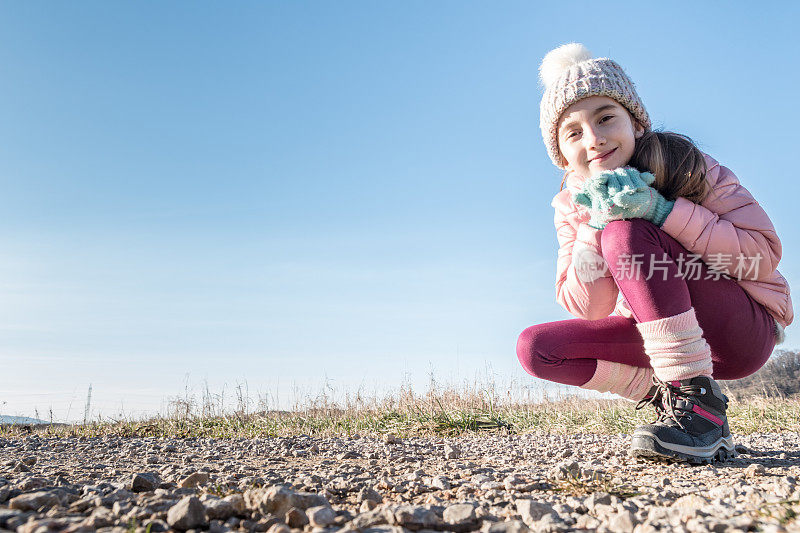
[266,524,291,533]
[585,492,612,510]
[337,450,359,460]
[515,499,555,526]
[550,461,580,480]
[486,519,531,532]
[112,500,131,517]
[351,507,390,529]
[285,506,309,528]
[307,505,335,527]
[384,433,400,444]
[167,496,207,530]
[361,500,378,512]
[444,444,462,459]
[295,490,330,510]
[443,503,477,525]
[430,475,451,490]
[358,487,383,504]
[390,505,440,529]
[575,514,601,529]
[17,518,82,533]
[83,507,115,529]
[9,491,60,512]
[593,503,615,520]
[608,510,637,533]
[245,485,296,516]
[21,456,37,466]
[534,513,567,532]
[131,472,161,492]
[745,463,766,479]
[178,472,210,488]
[222,494,246,515]
[672,494,709,509]
[503,475,525,491]
[205,497,236,521]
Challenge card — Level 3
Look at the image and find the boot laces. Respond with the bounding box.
[635,375,705,431]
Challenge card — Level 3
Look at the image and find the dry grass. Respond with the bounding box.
[2,379,799,440]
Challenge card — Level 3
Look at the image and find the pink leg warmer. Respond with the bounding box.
[579,360,654,401]
[634,307,713,381]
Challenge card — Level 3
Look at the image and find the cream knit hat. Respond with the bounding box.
[539,43,651,168]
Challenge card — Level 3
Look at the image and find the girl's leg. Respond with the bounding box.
[600,218,776,381]
[516,315,654,400]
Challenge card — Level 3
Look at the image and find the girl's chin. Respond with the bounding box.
[590,159,621,173]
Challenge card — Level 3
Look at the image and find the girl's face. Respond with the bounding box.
[557,96,644,178]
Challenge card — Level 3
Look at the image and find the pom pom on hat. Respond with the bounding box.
[539,43,593,89]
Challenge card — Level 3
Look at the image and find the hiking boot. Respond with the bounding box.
[630,375,736,464]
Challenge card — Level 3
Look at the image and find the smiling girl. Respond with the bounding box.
[516,43,793,464]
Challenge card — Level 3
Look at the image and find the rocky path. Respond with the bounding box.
[1,432,800,532]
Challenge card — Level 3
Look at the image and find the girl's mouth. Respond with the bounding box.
[592,148,617,162]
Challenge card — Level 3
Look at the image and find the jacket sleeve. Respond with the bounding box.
[552,191,620,320]
[660,158,782,282]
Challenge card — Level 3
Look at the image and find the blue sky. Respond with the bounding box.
[1,2,798,420]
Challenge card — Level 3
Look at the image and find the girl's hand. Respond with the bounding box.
[604,167,655,196]
[611,186,676,227]
[572,167,664,229]
[572,175,626,230]
[573,168,651,210]
[600,168,675,227]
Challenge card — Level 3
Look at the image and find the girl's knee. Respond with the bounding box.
[600,218,657,258]
[516,324,560,379]
[713,357,769,381]
[601,218,641,248]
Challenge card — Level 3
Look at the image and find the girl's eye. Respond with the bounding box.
[600,115,614,123]
[566,130,580,140]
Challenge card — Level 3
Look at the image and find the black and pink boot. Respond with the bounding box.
[630,375,736,464]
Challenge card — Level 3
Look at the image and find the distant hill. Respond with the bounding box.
[719,349,800,400]
[0,415,50,425]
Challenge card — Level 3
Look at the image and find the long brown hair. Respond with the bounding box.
[558,130,709,205]
[629,131,709,204]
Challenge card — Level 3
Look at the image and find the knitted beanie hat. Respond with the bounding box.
[539,43,651,168]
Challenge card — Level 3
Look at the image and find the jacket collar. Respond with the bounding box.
[564,170,587,195]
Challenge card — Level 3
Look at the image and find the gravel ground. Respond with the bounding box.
[1,431,800,532]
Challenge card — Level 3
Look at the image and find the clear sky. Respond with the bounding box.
[1,1,798,421]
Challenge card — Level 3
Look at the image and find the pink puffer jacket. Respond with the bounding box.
[550,153,793,343]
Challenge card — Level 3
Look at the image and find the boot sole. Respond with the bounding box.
[630,433,737,465]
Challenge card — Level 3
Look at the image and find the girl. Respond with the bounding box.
[516,43,793,464]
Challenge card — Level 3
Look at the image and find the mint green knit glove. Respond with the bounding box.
[604,167,655,197]
[609,170,676,227]
[573,167,675,228]
[572,176,626,230]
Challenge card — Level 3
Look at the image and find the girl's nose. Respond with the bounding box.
[584,126,606,148]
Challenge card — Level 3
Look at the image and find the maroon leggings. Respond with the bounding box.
[516,219,777,385]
